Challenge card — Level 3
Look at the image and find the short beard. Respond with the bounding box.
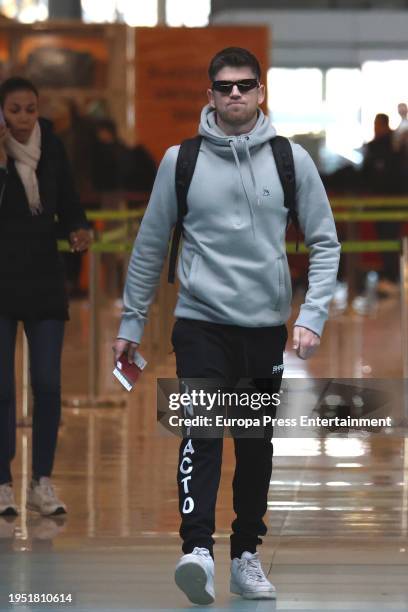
[216,107,258,128]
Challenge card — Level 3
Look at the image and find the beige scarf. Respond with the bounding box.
[5,121,42,215]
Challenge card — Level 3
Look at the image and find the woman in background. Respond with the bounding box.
[0,77,92,516]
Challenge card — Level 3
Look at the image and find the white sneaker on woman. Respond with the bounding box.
[27,478,67,516]
[0,484,18,516]
[175,547,215,605]
[230,551,276,600]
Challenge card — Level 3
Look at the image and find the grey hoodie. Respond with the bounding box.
[118,105,340,344]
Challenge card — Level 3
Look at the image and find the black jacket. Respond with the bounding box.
[0,118,89,320]
[361,132,403,195]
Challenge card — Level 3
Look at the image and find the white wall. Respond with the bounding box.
[211,10,408,67]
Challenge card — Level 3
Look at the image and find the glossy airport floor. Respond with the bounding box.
[1,274,408,611]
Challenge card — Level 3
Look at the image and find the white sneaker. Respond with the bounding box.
[175,547,215,605]
[230,551,276,600]
[27,478,67,516]
[0,484,18,516]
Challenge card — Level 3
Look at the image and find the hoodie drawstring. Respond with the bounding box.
[244,137,261,207]
[228,138,258,237]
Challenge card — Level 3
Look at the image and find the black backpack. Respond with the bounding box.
[168,134,299,284]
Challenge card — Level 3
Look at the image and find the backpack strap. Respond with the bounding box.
[168,135,202,283]
[270,136,300,251]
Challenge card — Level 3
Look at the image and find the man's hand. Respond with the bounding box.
[293,326,320,360]
[113,338,140,366]
[69,228,92,253]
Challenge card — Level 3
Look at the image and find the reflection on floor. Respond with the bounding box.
[2,286,408,611]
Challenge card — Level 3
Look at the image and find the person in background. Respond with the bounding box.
[90,119,125,194]
[89,119,128,299]
[361,113,403,294]
[51,99,94,298]
[121,141,157,195]
[90,119,157,299]
[0,77,92,517]
[90,118,156,194]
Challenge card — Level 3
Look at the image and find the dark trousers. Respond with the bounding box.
[377,221,400,283]
[171,318,287,559]
[0,318,65,484]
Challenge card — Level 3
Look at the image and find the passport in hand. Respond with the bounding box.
[113,352,147,391]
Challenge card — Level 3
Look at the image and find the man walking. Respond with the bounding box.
[114,48,340,604]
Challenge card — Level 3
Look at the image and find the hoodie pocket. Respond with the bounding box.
[187,250,286,314]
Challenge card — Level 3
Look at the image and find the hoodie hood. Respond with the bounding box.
[198,103,276,148]
[198,104,277,236]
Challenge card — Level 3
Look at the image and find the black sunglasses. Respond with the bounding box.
[212,79,259,95]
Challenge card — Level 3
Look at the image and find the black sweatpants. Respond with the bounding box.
[171,317,287,559]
